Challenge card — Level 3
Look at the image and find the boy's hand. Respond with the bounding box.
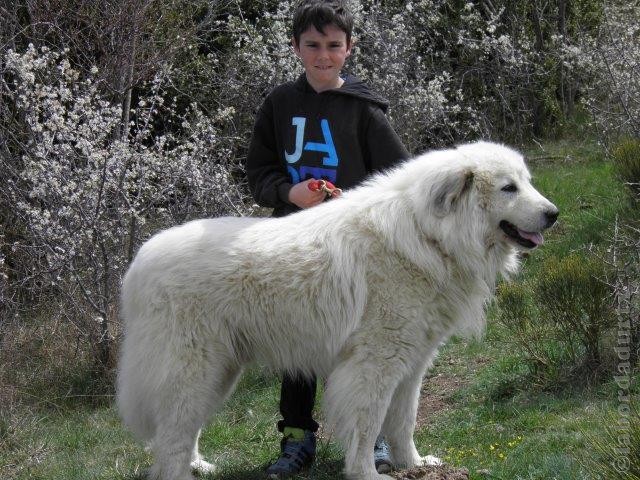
[289,179,327,209]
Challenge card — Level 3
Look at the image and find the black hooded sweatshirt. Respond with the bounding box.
[246,73,410,217]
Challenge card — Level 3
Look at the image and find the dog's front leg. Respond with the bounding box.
[382,358,442,469]
[323,350,403,480]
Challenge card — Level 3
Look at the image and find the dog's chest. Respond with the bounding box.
[365,252,487,337]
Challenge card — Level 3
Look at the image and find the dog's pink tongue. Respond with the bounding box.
[518,229,544,246]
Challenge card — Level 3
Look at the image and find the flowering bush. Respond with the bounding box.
[199,0,601,153]
[1,45,251,369]
[581,1,640,140]
[350,0,477,151]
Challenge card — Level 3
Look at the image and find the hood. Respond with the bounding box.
[294,73,390,112]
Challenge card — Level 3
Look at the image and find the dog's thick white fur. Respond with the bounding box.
[117,142,557,480]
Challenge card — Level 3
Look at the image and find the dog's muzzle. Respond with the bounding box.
[499,207,558,249]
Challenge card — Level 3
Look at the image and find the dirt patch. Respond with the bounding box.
[416,355,491,428]
[392,465,470,479]
[415,372,466,428]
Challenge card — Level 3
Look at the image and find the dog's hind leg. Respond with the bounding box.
[382,360,441,469]
[189,361,243,475]
[323,352,402,480]
[148,352,242,480]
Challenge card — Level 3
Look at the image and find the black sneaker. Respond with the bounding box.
[266,430,316,479]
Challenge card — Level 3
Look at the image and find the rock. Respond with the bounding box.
[391,465,470,480]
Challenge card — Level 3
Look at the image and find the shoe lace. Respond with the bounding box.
[374,437,390,459]
[277,436,313,465]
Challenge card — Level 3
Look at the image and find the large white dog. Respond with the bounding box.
[117,142,558,480]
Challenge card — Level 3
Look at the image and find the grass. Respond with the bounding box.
[1,137,638,480]
[416,331,639,480]
[523,138,628,269]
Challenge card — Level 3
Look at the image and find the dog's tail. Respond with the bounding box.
[116,266,157,441]
[116,337,157,441]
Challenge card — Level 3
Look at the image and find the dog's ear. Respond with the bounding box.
[432,169,474,217]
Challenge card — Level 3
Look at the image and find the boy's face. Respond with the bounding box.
[293,24,352,92]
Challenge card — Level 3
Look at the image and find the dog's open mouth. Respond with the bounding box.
[499,220,544,249]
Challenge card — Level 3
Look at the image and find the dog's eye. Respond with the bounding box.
[501,184,518,193]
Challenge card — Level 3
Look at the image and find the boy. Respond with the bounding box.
[245,1,409,477]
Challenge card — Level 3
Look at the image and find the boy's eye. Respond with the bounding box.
[303,43,342,49]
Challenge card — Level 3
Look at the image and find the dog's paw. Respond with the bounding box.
[190,457,217,474]
[393,451,443,469]
[419,454,443,466]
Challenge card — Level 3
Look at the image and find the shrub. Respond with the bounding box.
[603,219,640,368]
[582,1,640,140]
[612,138,640,203]
[535,254,615,369]
[0,46,253,374]
[496,282,556,374]
[496,253,615,387]
[604,138,640,366]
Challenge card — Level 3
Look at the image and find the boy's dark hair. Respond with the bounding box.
[292,0,354,46]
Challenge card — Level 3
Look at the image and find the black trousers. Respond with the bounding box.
[277,373,320,433]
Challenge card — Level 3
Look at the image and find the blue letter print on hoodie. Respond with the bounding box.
[284,117,339,184]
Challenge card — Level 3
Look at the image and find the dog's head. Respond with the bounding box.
[407,142,558,252]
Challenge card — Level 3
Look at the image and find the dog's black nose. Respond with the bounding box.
[544,208,559,227]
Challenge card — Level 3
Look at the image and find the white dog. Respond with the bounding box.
[117,142,557,480]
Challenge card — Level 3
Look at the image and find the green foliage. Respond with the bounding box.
[582,403,640,480]
[497,253,615,387]
[522,143,626,263]
[535,254,614,367]
[612,137,640,203]
[496,282,553,372]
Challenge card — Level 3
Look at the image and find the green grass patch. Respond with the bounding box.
[525,156,626,269]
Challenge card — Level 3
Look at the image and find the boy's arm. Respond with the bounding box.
[246,100,294,208]
[364,106,410,173]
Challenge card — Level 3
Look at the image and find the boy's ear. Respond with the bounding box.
[291,37,300,55]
